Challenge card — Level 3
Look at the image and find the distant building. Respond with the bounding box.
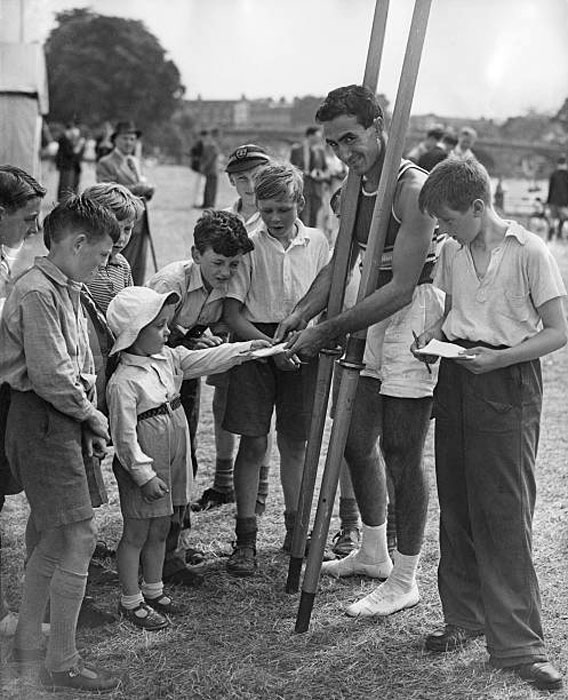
[183,96,292,130]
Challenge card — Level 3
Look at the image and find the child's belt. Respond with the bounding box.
[137,395,182,422]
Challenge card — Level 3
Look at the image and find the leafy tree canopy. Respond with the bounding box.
[45,9,185,131]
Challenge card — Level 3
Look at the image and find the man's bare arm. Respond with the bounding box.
[286,174,436,357]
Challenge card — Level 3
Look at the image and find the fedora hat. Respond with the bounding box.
[111,120,142,141]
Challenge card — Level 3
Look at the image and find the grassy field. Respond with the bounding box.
[1,164,567,699]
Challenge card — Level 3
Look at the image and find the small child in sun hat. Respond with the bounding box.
[105,285,269,631]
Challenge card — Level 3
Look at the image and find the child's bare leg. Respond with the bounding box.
[233,435,267,518]
[116,517,150,596]
[277,433,306,551]
[276,433,305,513]
[227,435,267,577]
[140,516,171,584]
[117,517,169,630]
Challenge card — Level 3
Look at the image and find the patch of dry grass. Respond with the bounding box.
[1,168,567,699]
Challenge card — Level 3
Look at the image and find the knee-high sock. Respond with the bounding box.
[45,567,87,672]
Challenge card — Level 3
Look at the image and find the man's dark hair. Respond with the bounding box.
[427,127,445,141]
[43,194,120,249]
[315,85,383,128]
[193,210,254,256]
[0,165,46,211]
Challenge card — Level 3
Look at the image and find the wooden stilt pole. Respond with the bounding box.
[286,0,391,594]
[295,0,433,633]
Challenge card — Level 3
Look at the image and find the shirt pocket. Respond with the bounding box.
[494,289,531,323]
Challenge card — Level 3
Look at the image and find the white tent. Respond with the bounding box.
[0,41,49,177]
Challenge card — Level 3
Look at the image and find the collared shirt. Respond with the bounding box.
[226,220,330,322]
[0,256,97,422]
[225,199,264,235]
[435,222,567,347]
[146,259,226,331]
[86,253,133,314]
[107,342,253,485]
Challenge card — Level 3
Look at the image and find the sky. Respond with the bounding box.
[11,0,568,121]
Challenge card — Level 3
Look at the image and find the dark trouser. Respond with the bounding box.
[122,206,150,285]
[434,351,547,666]
[203,174,218,208]
[164,378,200,570]
[57,168,80,201]
[299,179,323,228]
[344,377,432,555]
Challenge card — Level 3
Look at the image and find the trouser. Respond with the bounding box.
[122,207,150,285]
[434,351,547,666]
[203,174,218,208]
[164,378,200,570]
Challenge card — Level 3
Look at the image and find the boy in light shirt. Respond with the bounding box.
[414,157,566,692]
[222,162,329,576]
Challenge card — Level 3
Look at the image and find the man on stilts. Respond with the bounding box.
[278,84,444,617]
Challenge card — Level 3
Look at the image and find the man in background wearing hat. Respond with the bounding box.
[290,126,329,228]
[193,144,274,514]
[96,120,155,284]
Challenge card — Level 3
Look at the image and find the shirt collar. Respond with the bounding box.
[35,256,82,291]
[259,220,310,248]
[503,221,529,245]
[120,350,169,367]
[186,262,227,298]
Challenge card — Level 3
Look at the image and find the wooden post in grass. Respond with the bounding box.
[286,0,391,595]
[295,0,433,633]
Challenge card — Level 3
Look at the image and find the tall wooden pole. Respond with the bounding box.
[295,0,433,633]
[286,0,391,594]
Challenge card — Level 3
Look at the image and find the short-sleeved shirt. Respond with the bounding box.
[146,259,226,331]
[226,220,330,323]
[86,253,133,314]
[435,222,567,347]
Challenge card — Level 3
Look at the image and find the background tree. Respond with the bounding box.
[45,9,185,134]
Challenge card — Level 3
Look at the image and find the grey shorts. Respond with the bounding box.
[6,390,106,531]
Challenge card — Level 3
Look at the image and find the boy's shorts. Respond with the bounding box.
[223,358,317,440]
[6,390,106,531]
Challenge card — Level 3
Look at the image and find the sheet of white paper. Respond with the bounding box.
[414,339,472,359]
[246,342,288,359]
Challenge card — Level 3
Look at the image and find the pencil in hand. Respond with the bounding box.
[412,330,432,375]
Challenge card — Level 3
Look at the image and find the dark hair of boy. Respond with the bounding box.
[0,165,47,210]
[193,209,254,257]
[43,194,121,249]
[418,157,492,216]
[315,84,384,128]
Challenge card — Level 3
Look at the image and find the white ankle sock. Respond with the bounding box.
[140,581,163,600]
[386,551,420,592]
[120,592,144,609]
[358,523,389,563]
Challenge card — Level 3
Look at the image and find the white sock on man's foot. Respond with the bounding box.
[358,523,390,563]
[321,522,392,579]
[345,550,421,617]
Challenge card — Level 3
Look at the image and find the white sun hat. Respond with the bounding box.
[106,286,180,356]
